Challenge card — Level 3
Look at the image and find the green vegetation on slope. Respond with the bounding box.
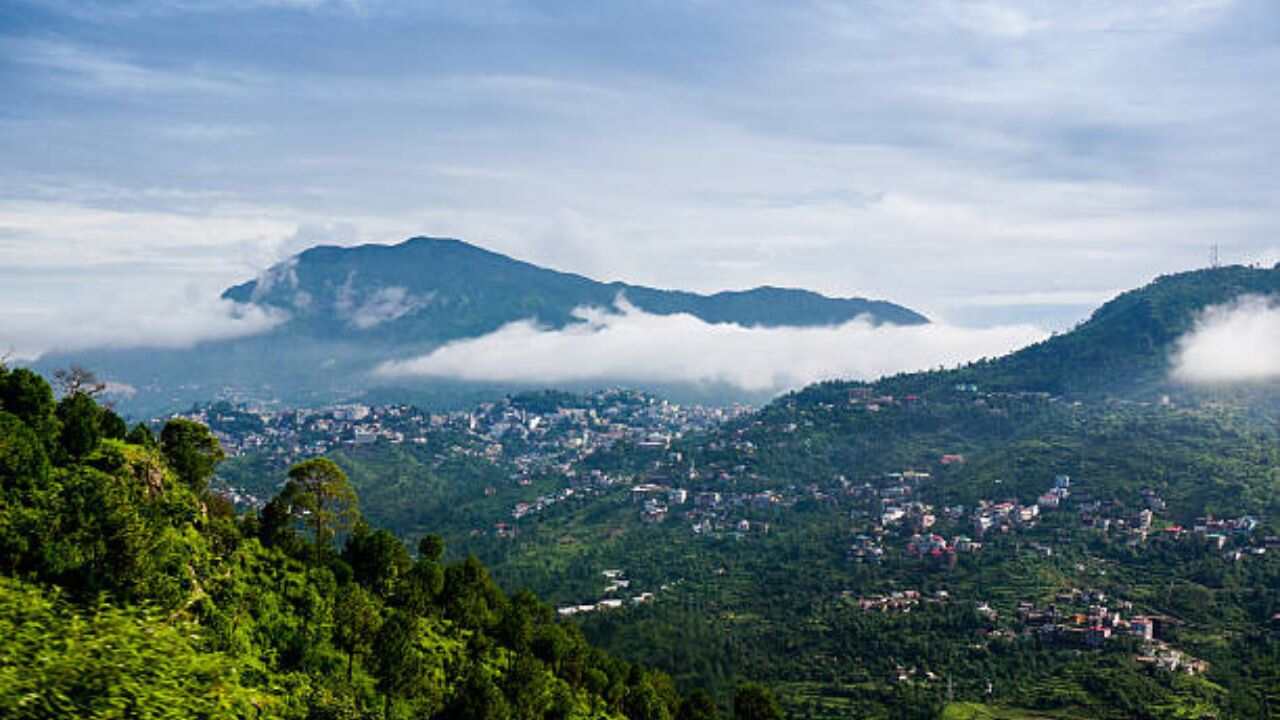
[1,365,787,720]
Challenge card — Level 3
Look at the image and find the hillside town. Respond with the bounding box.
[169,390,751,492]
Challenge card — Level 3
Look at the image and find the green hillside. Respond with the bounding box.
[879,264,1280,397]
[0,365,743,720]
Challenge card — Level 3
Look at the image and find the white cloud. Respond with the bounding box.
[375,298,1046,394]
[1171,295,1280,384]
[7,39,251,95]
[346,286,431,329]
[0,292,286,360]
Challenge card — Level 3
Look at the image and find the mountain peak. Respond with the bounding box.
[63,236,929,413]
[224,236,927,333]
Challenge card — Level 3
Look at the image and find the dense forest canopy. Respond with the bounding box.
[0,364,791,720]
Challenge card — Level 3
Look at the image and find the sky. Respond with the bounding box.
[3,0,1280,364]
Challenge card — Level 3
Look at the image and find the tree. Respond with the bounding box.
[282,458,359,554]
[372,609,428,720]
[442,555,505,631]
[258,491,304,556]
[503,652,550,719]
[497,590,544,662]
[56,392,101,460]
[125,423,156,448]
[399,557,445,618]
[99,410,128,440]
[160,419,225,495]
[624,678,672,720]
[531,622,571,675]
[732,684,781,720]
[418,533,445,562]
[333,583,381,683]
[677,689,720,720]
[0,368,60,450]
[0,411,52,574]
[52,365,106,399]
[444,667,512,720]
[344,522,410,598]
[49,466,151,599]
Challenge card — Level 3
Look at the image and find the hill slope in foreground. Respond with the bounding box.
[0,365,741,720]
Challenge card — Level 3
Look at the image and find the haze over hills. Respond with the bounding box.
[37,237,929,415]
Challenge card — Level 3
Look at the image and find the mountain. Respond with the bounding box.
[877,263,1280,398]
[40,236,927,415]
[220,236,927,339]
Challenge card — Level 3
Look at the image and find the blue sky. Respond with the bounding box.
[2,0,1279,357]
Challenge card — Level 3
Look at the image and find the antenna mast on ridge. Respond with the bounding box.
[1211,244,1220,269]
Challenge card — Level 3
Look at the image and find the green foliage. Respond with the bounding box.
[624,675,674,720]
[733,684,782,720]
[334,583,381,682]
[678,689,721,720]
[444,666,512,720]
[0,411,52,574]
[160,418,225,495]
[56,391,102,460]
[100,408,128,440]
[878,264,1280,397]
[0,371,681,720]
[0,576,262,719]
[420,533,446,562]
[0,367,60,450]
[344,522,411,598]
[127,422,157,447]
[443,555,506,631]
[285,458,360,553]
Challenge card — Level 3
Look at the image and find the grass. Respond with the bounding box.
[940,701,1092,720]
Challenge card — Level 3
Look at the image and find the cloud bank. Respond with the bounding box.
[1171,295,1280,384]
[0,293,286,360]
[375,299,1046,394]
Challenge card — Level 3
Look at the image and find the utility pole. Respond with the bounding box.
[1211,244,1220,269]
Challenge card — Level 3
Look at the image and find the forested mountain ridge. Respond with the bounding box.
[0,364,769,720]
[223,236,928,338]
[876,263,1280,397]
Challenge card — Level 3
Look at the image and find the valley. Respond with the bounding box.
[12,4,1280,718]
[201,383,1280,718]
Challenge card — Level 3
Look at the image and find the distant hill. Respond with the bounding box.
[873,264,1280,398]
[221,236,927,339]
[40,236,926,415]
